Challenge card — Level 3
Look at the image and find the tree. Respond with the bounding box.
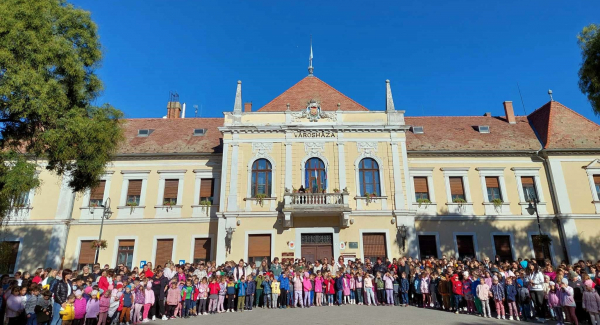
[578,24,600,115]
[0,0,124,221]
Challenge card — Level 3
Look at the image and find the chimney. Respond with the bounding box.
[483,112,491,117]
[503,101,516,124]
[167,101,181,119]
[244,102,252,112]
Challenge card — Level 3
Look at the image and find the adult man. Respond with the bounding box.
[372,257,387,275]
[51,269,72,325]
[313,260,323,273]
[151,270,169,320]
[398,258,410,277]
[233,259,246,282]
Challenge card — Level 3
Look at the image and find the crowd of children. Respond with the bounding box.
[2,255,600,325]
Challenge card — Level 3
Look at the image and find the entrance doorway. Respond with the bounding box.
[301,234,333,264]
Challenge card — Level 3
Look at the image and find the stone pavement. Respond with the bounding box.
[148,305,558,325]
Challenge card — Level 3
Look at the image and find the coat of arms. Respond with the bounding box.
[303,100,322,122]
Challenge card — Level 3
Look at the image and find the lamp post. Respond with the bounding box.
[94,198,113,264]
[526,199,546,261]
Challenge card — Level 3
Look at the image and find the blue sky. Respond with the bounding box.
[72,0,600,122]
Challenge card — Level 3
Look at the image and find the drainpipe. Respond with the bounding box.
[59,190,76,269]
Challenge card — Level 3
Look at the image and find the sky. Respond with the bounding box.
[71,0,600,122]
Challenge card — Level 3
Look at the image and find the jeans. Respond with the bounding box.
[51,302,63,325]
[365,288,375,305]
[26,313,36,325]
[356,288,363,304]
[197,299,207,314]
[401,292,409,305]
[350,290,355,301]
[244,295,253,310]
[263,293,271,307]
[327,294,334,305]
[481,299,491,317]
[453,294,463,311]
[337,290,343,305]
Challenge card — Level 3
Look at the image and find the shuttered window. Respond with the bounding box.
[154,239,173,266]
[117,240,135,269]
[0,241,19,274]
[418,235,438,259]
[485,176,502,201]
[248,235,271,264]
[193,238,212,263]
[363,233,387,262]
[200,179,215,204]
[456,235,476,259]
[127,180,142,206]
[414,177,430,201]
[78,240,96,270]
[449,177,465,201]
[89,180,106,207]
[521,176,537,201]
[493,235,513,262]
[163,179,179,205]
[594,175,600,198]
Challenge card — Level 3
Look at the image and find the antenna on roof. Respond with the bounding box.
[517,82,527,115]
[548,89,553,102]
[169,91,179,102]
[194,105,198,117]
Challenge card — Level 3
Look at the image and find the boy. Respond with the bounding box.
[245,275,255,311]
[236,277,247,312]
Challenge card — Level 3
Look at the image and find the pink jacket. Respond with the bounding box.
[355,276,363,289]
[144,286,155,305]
[293,277,303,291]
[302,277,312,292]
[99,295,111,313]
[73,297,87,319]
[314,277,323,293]
[548,290,560,308]
[166,287,181,306]
[383,275,394,290]
[198,283,208,299]
[476,283,490,301]
[421,277,430,294]
[349,276,356,290]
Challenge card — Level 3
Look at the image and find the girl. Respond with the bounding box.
[142,282,154,322]
[342,273,351,305]
[293,273,303,308]
[548,281,563,325]
[270,275,279,309]
[59,295,76,325]
[349,272,356,305]
[165,282,180,319]
[302,272,312,308]
[314,272,323,307]
[132,284,144,323]
[197,278,208,315]
[505,277,520,321]
[364,273,375,306]
[98,290,111,325]
[6,287,24,325]
[355,272,364,306]
[73,290,87,325]
[490,276,505,320]
[561,278,578,325]
[463,272,475,314]
[207,278,219,314]
[85,290,100,325]
[476,277,491,318]
[325,274,336,306]
[583,282,600,325]
[420,272,430,308]
[383,272,394,306]
[218,277,227,313]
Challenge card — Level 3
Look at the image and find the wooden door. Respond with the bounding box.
[302,246,317,264]
[317,245,333,262]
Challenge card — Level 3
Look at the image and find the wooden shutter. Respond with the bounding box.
[594,175,600,185]
[127,180,142,196]
[155,239,173,265]
[78,241,96,267]
[248,235,271,257]
[521,176,534,186]
[485,177,499,188]
[119,240,135,247]
[449,177,464,195]
[362,233,386,259]
[200,179,214,198]
[414,177,429,193]
[493,236,512,261]
[164,180,179,199]
[90,181,106,201]
[194,238,211,261]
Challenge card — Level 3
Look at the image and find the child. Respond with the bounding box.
[314,273,323,307]
[181,280,193,317]
[325,274,336,306]
[218,277,227,313]
[293,273,303,308]
[393,275,400,306]
[560,278,577,325]
[400,272,409,307]
[451,274,463,314]
[420,272,430,308]
[376,272,386,306]
[35,289,53,325]
[60,295,76,325]
[85,290,99,325]
[245,275,255,311]
[583,281,600,325]
[142,282,154,322]
[109,284,122,325]
[349,272,356,305]
[310,274,316,307]
[342,273,351,305]
[303,272,312,308]
[505,277,520,321]
[270,275,279,309]
[254,275,263,309]
[262,275,272,309]
[207,278,219,314]
[25,285,41,325]
[197,278,208,315]
[165,282,180,319]
[438,275,451,311]
[364,274,375,306]
[383,272,395,306]
[355,272,364,306]
[412,272,422,307]
[132,284,144,323]
[517,278,531,321]
[73,290,87,325]
[278,273,288,309]
[236,277,247,312]
[548,281,563,325]
[430,272,440,309]
[476,278,491,318]
[98,290,111,325]
[490,276,505,320]
[191,278,200,316]
[463,272,475,314]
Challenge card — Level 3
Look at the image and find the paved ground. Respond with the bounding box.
[148,305,559,325]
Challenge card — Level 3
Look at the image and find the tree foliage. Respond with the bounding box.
[0,0,124,220]
[578,24,600,115]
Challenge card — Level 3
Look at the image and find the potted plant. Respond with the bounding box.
[364,192,375,204]
[453,197,466,207]
[491,198,503,210]
[255,193,268,207]
[126,201,139,214]
[90,240,108,250]
[163,200,175,211]
[416,198,431,207]
[333,188,340,193]
[200,199,212,216]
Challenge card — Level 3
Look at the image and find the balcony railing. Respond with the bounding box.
[288,193,343,205]
[282,190,352,227]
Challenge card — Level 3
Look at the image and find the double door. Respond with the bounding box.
[300,233,333,264]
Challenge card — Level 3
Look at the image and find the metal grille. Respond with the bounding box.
[301,234,333,245]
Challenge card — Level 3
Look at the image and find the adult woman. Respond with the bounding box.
[527,263,546,322]
[98,269,110,292]
[259,259,269,274]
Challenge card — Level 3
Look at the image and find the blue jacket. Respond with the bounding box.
[278,275,290,291]
[335,276,344,291]
[246,281,256,295]
[505,284,517,302]
[401,278,409,293]
[414,277,422,294]
[471,278,480,296]
[237,282,247,296]
[262,280,272,294]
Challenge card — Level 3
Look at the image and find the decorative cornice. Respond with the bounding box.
[252,142,274,158]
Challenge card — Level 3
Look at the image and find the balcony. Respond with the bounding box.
[282,190,352,228]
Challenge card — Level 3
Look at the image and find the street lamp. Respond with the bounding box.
[398,225,408,252]
[94,198,113,264]
[526,199,546,261]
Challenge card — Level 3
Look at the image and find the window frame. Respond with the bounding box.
[251,159,273,197]
[358,158,381,197]
[584,162,600,213]
[304,157,326,194]
[409,168,436,207]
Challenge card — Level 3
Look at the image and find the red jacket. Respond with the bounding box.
[98,276,110,292]
[325,279,335,294]
[451,276,463,295]
[208,282,220,295]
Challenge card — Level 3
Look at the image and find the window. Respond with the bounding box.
[418,235,438,259]
[251,159,272,197]
[594,175,600,198]
[362,233,387,261]
[117,240,135,269]
[478,125,490,133]
[126,180,142,206]
[200,179,215,204]
[359,158,381,196]
[163,179,179,205]
[414,177,430,201]
[412,126,424,134]
[531,235,551,265]
[0,241,19,274]
[449,177,465,201]
[248,234,271,264]
[305,158,326,193]
[493,235,513,262]
[193,238,212,263]
[485,177,502,201]
[154,239,173,266]
[521,176,537,201]
[193,129,206,136]
[137,129,153,137]
[456,235,476,259]
[78,240,96,271]
[89,180,106,207]
[14,192,29,208]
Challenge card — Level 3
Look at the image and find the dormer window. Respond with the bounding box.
[412,126,424,134]
[137,129,153,137]
[478,125,490,133]
[193,128,207,136]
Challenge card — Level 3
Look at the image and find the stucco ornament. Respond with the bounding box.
[291,99,336,122]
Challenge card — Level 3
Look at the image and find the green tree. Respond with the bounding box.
[0,0,124,221]
[578,24,600,115]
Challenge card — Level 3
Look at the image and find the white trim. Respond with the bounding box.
[354,154,387,210]
[150,235,177,265]
[189,234,215,263]
[337,142,347,191]
[452,232,479,260]
[546,160,571,213]
[300,155,330,191]
[489,232,516,261]
[72,236,99,270]
[416,232,441,259]
[80,173,114,219]
[584,162,600,213]
[285,142,293,190]
[245,156,277,211]
[294,227,341,260]
[218,143,230,213]
[512,167,547,215]
[526,231,556,265]
[1,236,23,275]
[111,236,139,269]
[410,168,436,215]
[358,229,392,261]
[244,230,276,263]
[400,140,412,208]
[476,167,510,215]
[226,143,240,211]
[442,168,473,215]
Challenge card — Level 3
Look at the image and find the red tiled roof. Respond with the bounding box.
[257,76,369,112]
[528,101,600,149]
[405,115,541,151]
[118,118,223,155]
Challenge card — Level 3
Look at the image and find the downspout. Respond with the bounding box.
[59,190,76,269]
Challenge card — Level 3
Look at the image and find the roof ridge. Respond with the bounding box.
[552,100,600,128]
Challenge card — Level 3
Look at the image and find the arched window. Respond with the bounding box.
[305,158,326,193]
[251,159,272,197]
[359,158,380,196]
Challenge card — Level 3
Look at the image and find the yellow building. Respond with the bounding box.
[4,69,600,273]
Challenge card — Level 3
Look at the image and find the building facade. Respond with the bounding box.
[4,72,600,273]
